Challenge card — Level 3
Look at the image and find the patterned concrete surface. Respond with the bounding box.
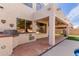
[12,37,50,56]
[12,36,64,56]
[42,40,79,56]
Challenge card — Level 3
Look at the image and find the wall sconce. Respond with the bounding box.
[16,18,19,19]
[0,6,4,9]
[9,24,14,27]
[1,20,6,24]
[1,45,6,49]
[57,8,61,11]
[16,18,21,20]
[47,8,51,11]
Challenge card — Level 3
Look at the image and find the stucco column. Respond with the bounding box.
[48,13,55,46]
[66,26,70,37]
[32,21,37,33]
[32,20,37,40]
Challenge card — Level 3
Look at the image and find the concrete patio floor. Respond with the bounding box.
[42,40,79,56]
[12,36,64,56]
[12,37,50,56]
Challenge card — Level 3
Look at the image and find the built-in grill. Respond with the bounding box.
[3,30,19,36]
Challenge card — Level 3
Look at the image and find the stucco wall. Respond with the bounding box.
[0,37,13,56]
[0,3,34,32]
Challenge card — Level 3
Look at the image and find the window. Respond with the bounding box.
[36,22,47,33]
[25,20,32,33]
[24,3,33,8]
[17,18,32,33]
[36,3,45,10]
[17,18,25,33]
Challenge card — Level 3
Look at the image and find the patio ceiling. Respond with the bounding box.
[55,17,68,29]
[56,17,67,25]
[36,17,48,23]
[36,16,68,26]
[36,16,68,29]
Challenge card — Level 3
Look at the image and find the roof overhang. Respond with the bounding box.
[32,4,71,26]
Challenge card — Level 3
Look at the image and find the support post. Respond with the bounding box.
[48,13,55,46]
[32,20,37,41]
[32,21,37,33]
[66,26,70,37]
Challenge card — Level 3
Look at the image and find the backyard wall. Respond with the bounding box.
[70,28,79,35]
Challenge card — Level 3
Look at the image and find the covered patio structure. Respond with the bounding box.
[13,12,70,56]
[12,4,71,56]
[34,16,69,45]
[32,4,71,46]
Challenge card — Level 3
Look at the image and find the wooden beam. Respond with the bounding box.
[56,25,67,28]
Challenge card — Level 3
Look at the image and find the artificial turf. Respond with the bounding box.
[67,35,79,41]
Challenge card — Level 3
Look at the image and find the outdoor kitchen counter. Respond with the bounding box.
[0,32,36,56]
[0,34,14,37]
[13,32,36,48]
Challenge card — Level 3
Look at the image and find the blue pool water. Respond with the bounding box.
[74,49,79,56]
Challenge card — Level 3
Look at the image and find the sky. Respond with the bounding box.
[57,3,79,28]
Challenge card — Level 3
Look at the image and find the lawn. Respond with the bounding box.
[67,35,79,41]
